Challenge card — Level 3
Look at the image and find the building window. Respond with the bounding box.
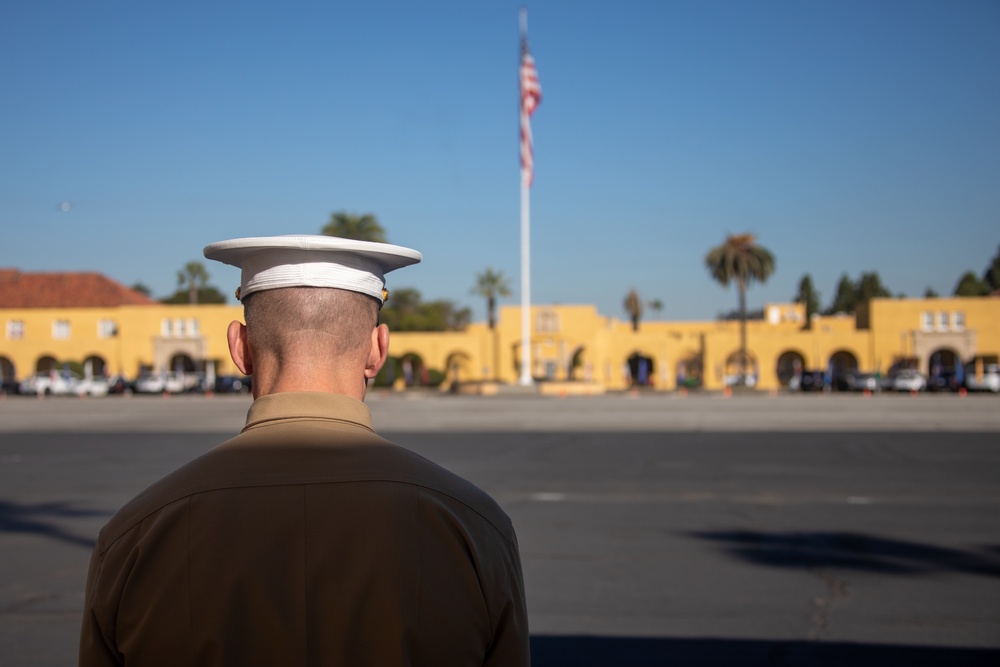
[161,319,173,337]
[920,312,933,332]
[536,309,560,334]
[52,320,71,340]
[953,311,965,331]
[175,319,186,337]
[6,320,25,340]
[98,320,117,339]
[188,319,200,336]
[937,311,949,332]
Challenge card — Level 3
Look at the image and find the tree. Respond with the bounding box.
[704,233,775,385]
[624,289,643,332]
[160,286,227,305]
[826,274,857,314]
[472,268,512,330]
[954,271,989,296]
[983,245,1000,292]
[647,298,664,318]
[380,288,470,332]
[824,272,892,315]
[793,274,820,324]
[130,282,152,297]
[321,211,387,242]
[855,272,892,305]
[924,287,939,298]
[177,261,210,305]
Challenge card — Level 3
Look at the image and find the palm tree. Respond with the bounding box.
[624,289,643,332]
[472,268,512,330]
[177,261,210,305]
[321,212,387,242]
[705,233,775,385]
[647,298,664,318]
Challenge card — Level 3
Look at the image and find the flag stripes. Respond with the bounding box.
[519,35,542,186]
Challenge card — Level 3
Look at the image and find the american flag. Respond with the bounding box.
[519,33,542,186]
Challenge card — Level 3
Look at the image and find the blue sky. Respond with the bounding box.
[3,0,998,322]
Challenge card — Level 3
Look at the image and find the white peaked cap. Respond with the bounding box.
[203,235,422,304]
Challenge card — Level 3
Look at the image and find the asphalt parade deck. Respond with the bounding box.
[1,392,998,666]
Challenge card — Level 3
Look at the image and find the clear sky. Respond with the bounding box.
[3,0,998,323]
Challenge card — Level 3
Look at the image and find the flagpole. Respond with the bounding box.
[519,166,532,385]
[518,7,533,386]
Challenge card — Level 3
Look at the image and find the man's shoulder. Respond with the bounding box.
[96,420,513,552]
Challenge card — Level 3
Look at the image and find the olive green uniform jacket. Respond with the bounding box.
[80,392,529,666]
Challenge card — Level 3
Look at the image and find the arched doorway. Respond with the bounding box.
[724,350,759,387]
[169,354,197,374]
[35,356,58,373]
[0,356,15,382]
[928,348,960,375]
[828,350,858,391]
[676,350,703,389]
[776,350,806,387]
[627,351,655,387]
[569,346,589,381]
[444,352,471,386]
[829,350,858,374]
[83,355,108,377]
[400,353,426,386]
[927,348,962,392]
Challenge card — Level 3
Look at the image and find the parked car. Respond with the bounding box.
[214,375,252,394]
[927,371,961,393]
[889,369,926,392]
[795,370,827,392]
[76,376,110,397]
[134,372,186,394]
[18,370,109,396]
[837,370,880,392]
[20,370,80,396]
[106,375,134,394]
[964,363,1000,393]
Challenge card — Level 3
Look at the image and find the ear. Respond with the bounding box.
[363,324,389,379]
[227,321,253,376]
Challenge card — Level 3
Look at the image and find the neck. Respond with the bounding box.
[251,356,367,401]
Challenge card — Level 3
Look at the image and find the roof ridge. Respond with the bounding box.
[0,270,159,308]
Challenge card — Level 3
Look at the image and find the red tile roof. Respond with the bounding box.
[0,269,158,308]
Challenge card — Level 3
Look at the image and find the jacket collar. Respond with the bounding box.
[243,392,375,433]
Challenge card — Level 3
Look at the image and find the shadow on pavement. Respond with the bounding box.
[690,530,1000,577]
[530,635,1000,666]
[0,498,107,549]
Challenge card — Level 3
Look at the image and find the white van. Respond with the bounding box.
[964,364,1000,393]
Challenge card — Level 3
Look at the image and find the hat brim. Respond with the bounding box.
[203,235,422,272]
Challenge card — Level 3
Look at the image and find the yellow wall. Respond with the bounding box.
[2,296,998,391]
[866,297,1000,374]
[1,304,243,379]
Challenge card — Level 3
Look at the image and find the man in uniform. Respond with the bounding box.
[80,235,530,666]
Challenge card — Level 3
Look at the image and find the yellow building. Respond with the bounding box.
[2,268,998,393]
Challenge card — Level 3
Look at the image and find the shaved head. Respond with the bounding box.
[243,288,379,361]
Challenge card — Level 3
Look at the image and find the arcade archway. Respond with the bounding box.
[0,356,15,382]
[829,350,858,374]
[626,351,655,387]
[724,350,759,386]
[928,348,961,375]
[169,353,197,374]
[83,355,108,377]
[776,350,806,387]
[35,356,58,373]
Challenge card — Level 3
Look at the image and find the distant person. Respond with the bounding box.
[80,235,529,666]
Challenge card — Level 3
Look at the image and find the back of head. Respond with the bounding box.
[243,287,379,364]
